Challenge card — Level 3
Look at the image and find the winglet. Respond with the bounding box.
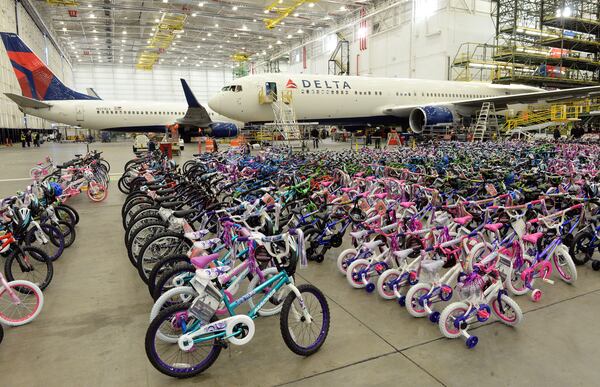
[180,78,201,108]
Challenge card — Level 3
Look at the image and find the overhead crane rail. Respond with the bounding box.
[137,13,187,70]
[264,0,319,30]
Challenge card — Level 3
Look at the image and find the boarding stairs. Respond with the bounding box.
[471,102,499,141]
[270,92,302,149]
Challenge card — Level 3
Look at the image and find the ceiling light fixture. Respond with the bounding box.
[232,6,238,11]
[198,2,204,6]
[207,32,212,36]
[308,2,314,7]
[192,13,197,17]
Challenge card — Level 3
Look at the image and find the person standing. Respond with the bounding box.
[20,131,26,147]
[553,127,561,140]
[33,131,40,147]
[26,130,32,147]
[373,127,382,149]
[311,128,320,149]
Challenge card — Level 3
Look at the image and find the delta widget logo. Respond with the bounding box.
[285,79,298,89]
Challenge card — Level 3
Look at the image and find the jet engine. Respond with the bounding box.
[408,106,454,134]
[205,122,239,138]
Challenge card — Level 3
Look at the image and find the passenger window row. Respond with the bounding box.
[221,85,243,92]
[96,111,185,115]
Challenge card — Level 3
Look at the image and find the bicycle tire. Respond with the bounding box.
[152,263,196,301]
[280,284,330,356]
[5,246,54,291]
[147,254,190,297]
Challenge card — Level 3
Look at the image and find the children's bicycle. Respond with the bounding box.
[144,229,330,378]
[0,271,44,327]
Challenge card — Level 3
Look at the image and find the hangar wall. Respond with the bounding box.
[73,65,233,104]
[0,0,73,131]
[283,0,494,80]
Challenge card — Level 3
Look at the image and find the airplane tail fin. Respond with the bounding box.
[180,78,201,108]
[0,32,98,101]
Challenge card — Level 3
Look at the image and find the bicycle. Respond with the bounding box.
[144,229,330,378]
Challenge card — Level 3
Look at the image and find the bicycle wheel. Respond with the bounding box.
[127,221,166,267]
[336,248,358,275]
[56,220,76,248]
[405,283,432,317]
[139,233,192,275]
[145,303,222,378]
[57,203,79,225]
[376,269,402,300]
[5,246,53,291]
[55,205,77,227]
[152,263,196,300]
[26,224,64,261]
[552,245,577,284]
[506,257,534,296]
[0,280,44,326]
[0,324,3,344]
[490,296,522,327]
[439,302,469,339]
[147,254,190,297]
[569,232,594,266]
[87,180,108,202]
[280,284,330,356]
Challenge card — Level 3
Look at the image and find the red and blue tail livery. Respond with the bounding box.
[0,32,99,101]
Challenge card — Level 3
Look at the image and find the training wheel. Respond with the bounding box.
[429,311,440,323]
[531,289,542,302]
[365,283,375,293]
[466,336,478,349]
[592,260,600,271]
[315,254,325,263]
[398,295,406,307]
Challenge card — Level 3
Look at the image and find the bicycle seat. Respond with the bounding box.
[173,209,198,218]
[393,248,414,260]
[453,215,472,225]
[400,201,415,208]
[156,188,176,195]
[365,176,376,181]
[363,240,382,250]
[341,187,355,193]
[374,193,387,199]
[522,232,543,245]
[320,181,333,188]
[161,201,183,209]
[190,252,220,269]
[350,230,368,240]
[155,194,177,203]
[355,172,365,177]
[484,223,504,233]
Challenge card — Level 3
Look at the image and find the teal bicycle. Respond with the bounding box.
[144,228,331,378]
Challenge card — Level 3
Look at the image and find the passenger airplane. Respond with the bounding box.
[208,73,600,133]
[0,32,241,139]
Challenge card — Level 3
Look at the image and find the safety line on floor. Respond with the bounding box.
[0,177,34,182]
[398,352,448,387]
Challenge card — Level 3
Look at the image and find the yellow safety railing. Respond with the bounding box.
[258,89,293,104]
[504,98,600,132]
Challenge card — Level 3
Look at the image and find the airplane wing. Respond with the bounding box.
[383,85,600,117]
[176,79,212,126]
[4,93,52,109]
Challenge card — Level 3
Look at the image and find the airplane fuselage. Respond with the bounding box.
[208,74,543,126]
[20,100,232,131]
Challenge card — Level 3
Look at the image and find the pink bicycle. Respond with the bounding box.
[0,271,44,330]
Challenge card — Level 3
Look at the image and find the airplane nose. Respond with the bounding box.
[208,95,220,112]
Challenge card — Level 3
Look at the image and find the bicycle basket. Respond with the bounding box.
[188,279,223,324]
[419,259,444,283]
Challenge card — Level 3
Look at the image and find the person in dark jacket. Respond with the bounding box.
[311,128,320,149]
[25,131,32,147]
[553,127,561,140]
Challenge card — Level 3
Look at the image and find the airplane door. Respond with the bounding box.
[76,105,84,122]
[265,82,278,101]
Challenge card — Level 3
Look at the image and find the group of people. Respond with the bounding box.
[20,130,41,148]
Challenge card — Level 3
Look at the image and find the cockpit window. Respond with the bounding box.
[221,86,228,91]
[235,85,242,92]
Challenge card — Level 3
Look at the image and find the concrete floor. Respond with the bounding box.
[0,141,599,387]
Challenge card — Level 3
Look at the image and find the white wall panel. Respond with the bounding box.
[283,0,494,82]
[73,65,232,104]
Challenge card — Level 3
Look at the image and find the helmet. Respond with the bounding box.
[50,182,63,197]
[12,206,31,234]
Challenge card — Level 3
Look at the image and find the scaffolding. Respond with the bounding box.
[328,33,350,75]
[136,13,187,70]
[452,0,600,88]
[472,102,500,141]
